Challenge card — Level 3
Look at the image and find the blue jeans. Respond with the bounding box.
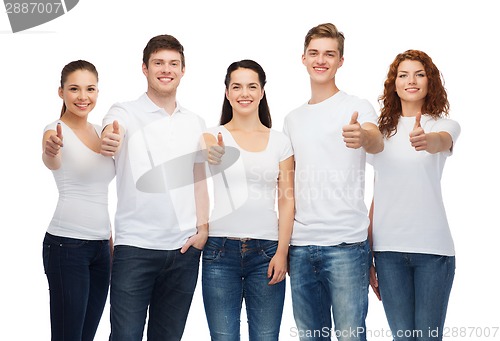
[289,240,371,341]
[42,232,110,341]
[109,245,201,341]
[374,252,455,341]
[202,237,286,341]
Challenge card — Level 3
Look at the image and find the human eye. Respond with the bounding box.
[87,87,96,92]
[417,72,426,77]
[69,86,78,91]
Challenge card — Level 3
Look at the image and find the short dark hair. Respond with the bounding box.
[143,34,185,68]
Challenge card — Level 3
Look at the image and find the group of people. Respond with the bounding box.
[41,22,460,341]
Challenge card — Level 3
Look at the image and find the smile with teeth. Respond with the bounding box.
[405,87,420,92]
[314,67,328,71]
[75,103,90,109]
[159,77,173,82]
[238,100,252,105]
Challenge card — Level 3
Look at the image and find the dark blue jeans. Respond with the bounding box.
[42,232,110,341]
[109,245,201,341]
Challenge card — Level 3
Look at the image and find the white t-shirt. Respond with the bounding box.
[283,91,377,246]
[369,115,461,256]
[206,126,293,240]
[102,93,206,250]
[44,120,115,240]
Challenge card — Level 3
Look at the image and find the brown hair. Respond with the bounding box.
[142,34,185,69]
[304,23,345,57]
[59,60,98,117]
[378,50,449,138]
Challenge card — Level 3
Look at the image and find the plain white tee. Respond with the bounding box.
[206,126,293,240]
[103,93,206,250]
[369,115,461,256]
[44,120,115,240]
[283,91,378,246]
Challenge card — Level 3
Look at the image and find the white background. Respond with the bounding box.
[1,0,498,340]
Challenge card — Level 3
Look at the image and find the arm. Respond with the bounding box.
[342,112,384,154]
[181,161,210,253]
[368,198,381,300]
[42,123,63,170]
[409,113,453,154]
[361,122,384,154]
[268,155,295,285]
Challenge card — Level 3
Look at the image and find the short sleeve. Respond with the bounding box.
[355,99,378,126]
[428,117,461,155]
[275,130,293,162]
[102,103,128,132]
[43,119,61,133]
[430,118,461,144]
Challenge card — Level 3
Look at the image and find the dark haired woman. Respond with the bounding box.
[42,60,114,341]
[202,59,294,340]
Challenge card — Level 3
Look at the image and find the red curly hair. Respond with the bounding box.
[378,50,449,138]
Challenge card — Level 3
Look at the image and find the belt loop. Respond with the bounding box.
[221,237,228,248]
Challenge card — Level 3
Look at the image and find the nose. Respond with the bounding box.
[408,75,417,84]
[317,53,325,64]
[77,90,87,100]
[241,86,250,97]
[162,64,171,73]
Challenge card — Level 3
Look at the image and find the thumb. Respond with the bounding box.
[56,122,63,140]
[217,132,224,147]
[349,111,359,125]
[113,120,120,134]
[413,112,422,130]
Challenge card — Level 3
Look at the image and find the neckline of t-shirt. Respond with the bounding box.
[221,125,271,154]
[58,120,102,155]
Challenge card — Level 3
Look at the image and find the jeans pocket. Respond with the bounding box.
[42,242,51,274]
[202,241,222,263]
[260,241,278,260]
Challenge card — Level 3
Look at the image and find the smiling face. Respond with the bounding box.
[58,69,98,118]
[395,59,428,109]
[143,49,185,99]
[302,37,344,85]
[225,67,264,118]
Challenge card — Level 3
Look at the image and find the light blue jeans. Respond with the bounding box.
[202,237,286,341]
[289,240,371,341]
[374,252,455,341]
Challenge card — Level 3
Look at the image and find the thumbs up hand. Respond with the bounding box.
[101,120,122,157]
[409,113,427,151]
[342,111,364,149]
[44,123,64,157]
[207,132,225,165]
